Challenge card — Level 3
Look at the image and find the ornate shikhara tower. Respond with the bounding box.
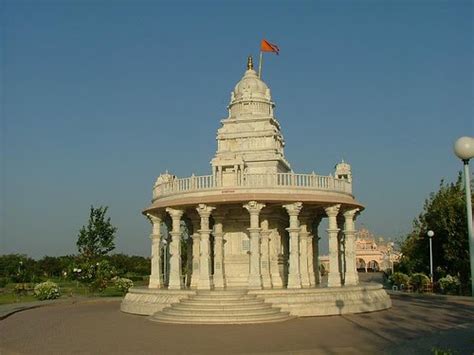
[211,56,291,182]
[121,56,391,323]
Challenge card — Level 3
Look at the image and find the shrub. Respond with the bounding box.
[34,281,61,300]
[0,277,9,288]
[410,273,430,292]
[71,260,117,292]
[389,272,409,288]
[113,277,134,294]
[14,283,31,296]
[438,275,461,295]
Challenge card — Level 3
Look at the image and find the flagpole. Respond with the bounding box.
[258,51,263,78]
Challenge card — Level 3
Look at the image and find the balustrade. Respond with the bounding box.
[153,171,352,198]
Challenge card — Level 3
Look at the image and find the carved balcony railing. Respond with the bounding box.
[153,172,352,200]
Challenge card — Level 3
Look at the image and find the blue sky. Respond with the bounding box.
[1,0,473,258]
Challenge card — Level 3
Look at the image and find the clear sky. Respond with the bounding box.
[1,0,473,258]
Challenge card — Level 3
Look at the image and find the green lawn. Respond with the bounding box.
[0,278,148,305]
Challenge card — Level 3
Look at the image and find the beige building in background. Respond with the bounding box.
[320,227,400,274]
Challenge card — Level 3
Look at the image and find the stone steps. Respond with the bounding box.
[175,302,273,311]
[180,297,264,304]
[150,289,293,324]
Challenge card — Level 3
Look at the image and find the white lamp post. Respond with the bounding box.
[427,230,434,284]
[388,242,394,274]
[453,136,474,296]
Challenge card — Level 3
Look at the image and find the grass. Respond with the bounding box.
[0,278,148,305]
[0,293,37,305]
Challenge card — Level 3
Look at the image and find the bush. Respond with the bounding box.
[410,273,430,292]
[34,281,61,300]
[389,272,410,288]
[0,277,9,288]
[113,277,134,294]
[14,283,32,296]
[438,275,461,295]
[71,260,117,292]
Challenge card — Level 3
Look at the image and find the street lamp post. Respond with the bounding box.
[427,230,434,284]
[388,242,394,274]
[453,136,474,296]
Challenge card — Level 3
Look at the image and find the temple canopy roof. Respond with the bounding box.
[232,56,271,102]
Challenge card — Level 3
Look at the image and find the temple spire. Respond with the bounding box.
[247,55,254,70]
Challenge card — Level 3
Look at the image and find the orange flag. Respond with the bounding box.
[261,39,280,55]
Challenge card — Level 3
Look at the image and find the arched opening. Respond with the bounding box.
[356,258,366,272]
[367,260,379,272]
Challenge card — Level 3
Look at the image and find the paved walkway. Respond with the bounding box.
[1,294,473,354]
[0,296,119,320]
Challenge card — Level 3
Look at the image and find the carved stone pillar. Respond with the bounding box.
[165,208,184,289]
[189,216,200,289]
[190,233,200,288]
[325,204,341,287]
[260,218,272,288]
[283,202,303,289]
[196,204,215,290]
[213,211,226,289]
[344,208,360,286]
[146,213,164,289]
[312,215,323,285]
[337,215,346,285]
[243,201,265,289]
[298,214,312,288]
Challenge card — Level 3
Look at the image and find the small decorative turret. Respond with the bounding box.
[335,159,352,183]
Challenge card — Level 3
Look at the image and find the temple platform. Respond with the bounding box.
[121,283,391,324]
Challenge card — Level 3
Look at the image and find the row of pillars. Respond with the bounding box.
[146,202,360,290]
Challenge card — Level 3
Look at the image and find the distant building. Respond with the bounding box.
[320,227,400,273]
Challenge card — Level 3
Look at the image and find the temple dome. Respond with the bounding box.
[231,56,271,102]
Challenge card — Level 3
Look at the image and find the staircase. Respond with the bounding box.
[149,289,293,324]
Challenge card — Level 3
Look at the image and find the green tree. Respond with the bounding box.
[398,174,472,294]
[77,206,117,261]
[37,256,63,277]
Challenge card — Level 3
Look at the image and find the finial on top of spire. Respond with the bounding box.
[247,55,254,70]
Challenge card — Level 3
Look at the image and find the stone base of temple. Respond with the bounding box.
[121,283,391,323]
[120,288,195,315]
[248,283,391,317]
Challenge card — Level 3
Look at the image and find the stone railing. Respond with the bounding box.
[153,172,352,199]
